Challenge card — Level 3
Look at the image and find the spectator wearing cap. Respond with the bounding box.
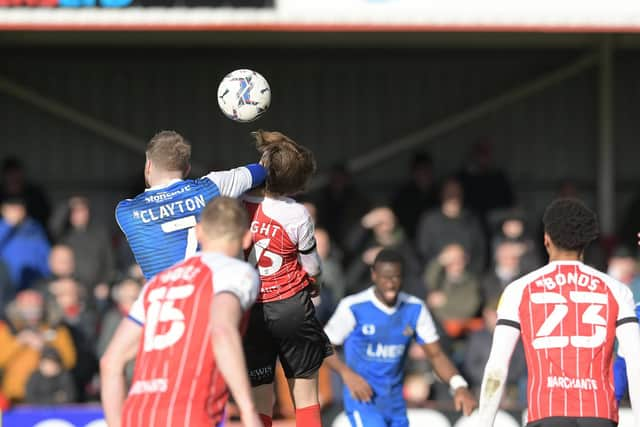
[25,347,76,405]
[0,196,50,291]
[0,290,75,401]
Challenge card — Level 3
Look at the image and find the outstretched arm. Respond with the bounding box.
[100,318,142,427]
[324,351,373,402]
[477,325,520,427]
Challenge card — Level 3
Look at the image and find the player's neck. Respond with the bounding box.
[148,171,183,188]
[548,251,582,263]
[200,239,242,258]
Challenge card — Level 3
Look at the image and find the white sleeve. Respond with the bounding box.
[324,300,357,345]
[214,262,260,311]
[127,284,148,325]
[206,167,254,198]
[477,325,521,427]
[614,281,638,324]
[299,249,321,277]
[617,322,640,427]
[496,282,522,329]
[296,210,316,253]
[415,303,439,345]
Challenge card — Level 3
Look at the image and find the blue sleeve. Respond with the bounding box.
[245,163,267,187]
[614,354,628,403]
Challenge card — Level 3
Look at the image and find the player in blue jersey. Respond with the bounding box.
[116,130,266,280]
[614,301,640,403]
[324,249,476,427]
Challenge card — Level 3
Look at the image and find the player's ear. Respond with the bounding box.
[242,229,252,251]
[183,164,191,179]
[370,264,377,282]
[195,223,204,245]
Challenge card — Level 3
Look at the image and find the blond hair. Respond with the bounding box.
[200,197,248,241]
[146,130,191,176]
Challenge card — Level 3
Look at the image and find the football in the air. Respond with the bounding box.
[217,69,271,123]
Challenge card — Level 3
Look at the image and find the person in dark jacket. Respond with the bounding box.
[416,178,486,273]
[25,346,76,405]
[1,157,51,229]
[49,196,115,307]
[0,196,50,291]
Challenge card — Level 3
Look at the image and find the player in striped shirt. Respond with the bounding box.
[100,197,263,427]
[241,131,332,427]
[478,199,640,427]
[116,130,266,280]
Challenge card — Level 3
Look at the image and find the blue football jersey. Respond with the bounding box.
[116,167,260,280]
[324,287,439,412]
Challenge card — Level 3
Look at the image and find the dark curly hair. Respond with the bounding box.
[372,248,405,269]
[542,198,599,252]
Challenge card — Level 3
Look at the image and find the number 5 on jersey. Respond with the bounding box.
[247,238,283,276]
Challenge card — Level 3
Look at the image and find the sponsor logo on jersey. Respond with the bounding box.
[365,343,405,360]
[129,378,168,395]
[547,376,598,390]
[362,324,376,335]
[144,185,192,203]
[402,325,414,337]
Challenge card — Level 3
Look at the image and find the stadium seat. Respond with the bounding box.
[453,409,520,427]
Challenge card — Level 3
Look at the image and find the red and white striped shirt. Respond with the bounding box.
[497,261,637,423]
[122,253,259,427]
[243,195,317,303]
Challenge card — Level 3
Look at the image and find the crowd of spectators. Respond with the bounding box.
[1,139,640,416]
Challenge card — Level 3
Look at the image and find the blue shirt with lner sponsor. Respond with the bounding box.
[324,287,440,413]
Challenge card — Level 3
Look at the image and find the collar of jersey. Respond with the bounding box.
[548,260,583,265]
[144,179,183,192]
[368,287,401,315]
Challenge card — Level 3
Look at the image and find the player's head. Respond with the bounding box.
[145,131,191,186]
[253,130,316,196]
[196,196,251,256]
[542,198,599,259]
[371,249,404,307]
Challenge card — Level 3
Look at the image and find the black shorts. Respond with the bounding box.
[243,288,333,386]
[528,417,617,427]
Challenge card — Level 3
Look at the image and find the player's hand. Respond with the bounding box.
[342,369,373,403]
[453,387,477,416]
[308,276,321,297]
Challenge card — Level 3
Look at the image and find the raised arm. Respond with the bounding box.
[206,164,266,198]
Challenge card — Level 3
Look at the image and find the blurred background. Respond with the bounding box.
[3,0,640,426]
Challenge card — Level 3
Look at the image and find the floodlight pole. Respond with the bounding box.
[598,36,615,236]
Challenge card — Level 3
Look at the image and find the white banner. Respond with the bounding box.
[3,0,640,31]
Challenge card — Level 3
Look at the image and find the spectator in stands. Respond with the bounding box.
[315,228,346,301]
[0,196,50,291]
[0,290,75,402]
[97,277,141,384]
[607,248,640,300]
[391,152,438,242]
[48,278,98,402]
[0,260,14,312]
[33,244,75,293]
[464,299,526,403]
[25,346,76,405]
[424,244,481,337]
[50,196,115,306]
[1,157,51,228]
[313,164,371,252]
[457,139,514,221]
[481,241,524,303]
[345,207,422,296]
[416,178,486,273]
[491,211,541,274]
